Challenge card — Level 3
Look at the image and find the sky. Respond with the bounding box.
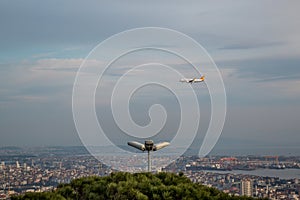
[0,1,300,155]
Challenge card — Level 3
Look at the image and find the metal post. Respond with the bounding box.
[148,150,151,172]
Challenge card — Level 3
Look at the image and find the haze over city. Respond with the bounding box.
[1,1,300,156]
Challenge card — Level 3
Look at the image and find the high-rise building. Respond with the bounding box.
[240,179,253,197]
[16,161,20,169]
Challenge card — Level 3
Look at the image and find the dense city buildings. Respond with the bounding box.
[0,146,300,199]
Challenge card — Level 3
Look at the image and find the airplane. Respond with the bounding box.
[180,75,205,83]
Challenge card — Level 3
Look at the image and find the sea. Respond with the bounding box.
[205,168,300,180]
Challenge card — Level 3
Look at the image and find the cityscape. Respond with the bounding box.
[1,146,300,199]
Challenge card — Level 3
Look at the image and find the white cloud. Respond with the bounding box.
[30,58,84,72]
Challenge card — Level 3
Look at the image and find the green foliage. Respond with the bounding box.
[12,172,263,200]
[11,192,65,200]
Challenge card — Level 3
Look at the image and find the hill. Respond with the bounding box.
[12,172,264,200]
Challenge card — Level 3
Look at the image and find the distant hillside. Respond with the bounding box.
[12,172,264,200]
[0,146,22,150]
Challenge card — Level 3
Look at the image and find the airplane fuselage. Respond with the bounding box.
[180,76,205,83]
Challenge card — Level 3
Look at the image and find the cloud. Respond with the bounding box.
[219,41,283,50]
[226,57,300,81]
[1,1,299,59]
[31,58,83,72]
[0,58,85,104]
[1,1,300,147]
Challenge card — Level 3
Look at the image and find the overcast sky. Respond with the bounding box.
[0,1,299,155]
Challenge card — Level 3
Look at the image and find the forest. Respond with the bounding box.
[12,172,265,200]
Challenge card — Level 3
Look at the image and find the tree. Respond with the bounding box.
[13,172,265,200]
